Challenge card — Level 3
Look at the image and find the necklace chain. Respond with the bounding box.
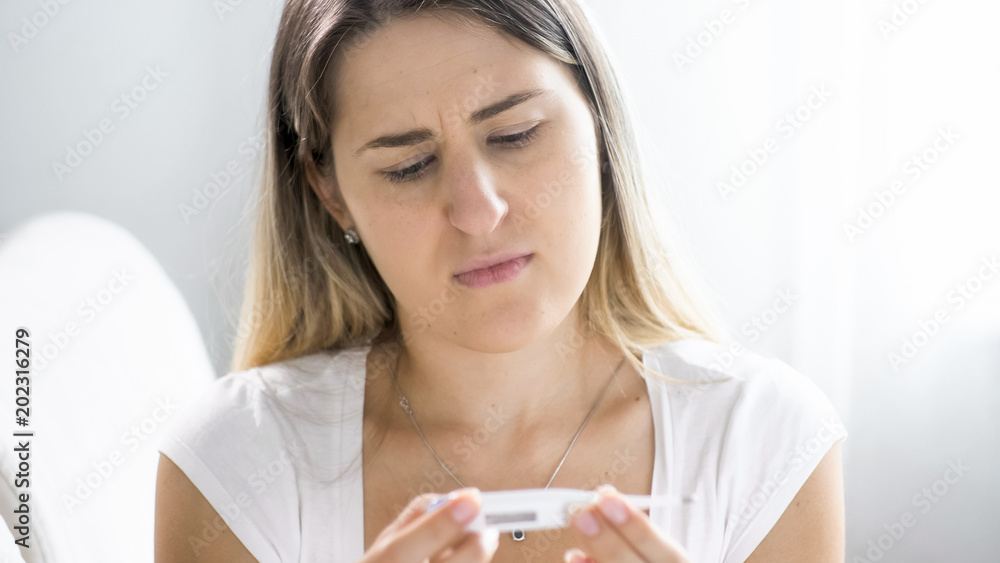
[384,339,626,542]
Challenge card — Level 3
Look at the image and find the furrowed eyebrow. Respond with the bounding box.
[467,88,547,125]
[353,88,549,157]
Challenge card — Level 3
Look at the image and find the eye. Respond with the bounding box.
[381,123,543,184]
[383,157,435,184]
[488,123,542,149]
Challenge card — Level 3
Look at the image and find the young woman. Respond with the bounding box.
[154,1,847,561]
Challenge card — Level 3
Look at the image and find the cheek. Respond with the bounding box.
[352,200,431,280]
[377,216,422,252]
[362,203,478,304]
[514,140,603,243]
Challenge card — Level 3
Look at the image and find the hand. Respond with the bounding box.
[359,487,500,563]
[564,484,692,563]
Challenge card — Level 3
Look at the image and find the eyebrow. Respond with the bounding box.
[354,88,549,157]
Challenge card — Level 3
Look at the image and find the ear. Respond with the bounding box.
[304,155,353,230]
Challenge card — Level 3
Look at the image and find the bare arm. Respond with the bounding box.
[154,453,258,562]
[745,442,846,562]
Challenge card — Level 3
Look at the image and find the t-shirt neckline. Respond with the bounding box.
[352,345,667,554]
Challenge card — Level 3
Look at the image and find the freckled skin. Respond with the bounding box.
[314,12,604,353]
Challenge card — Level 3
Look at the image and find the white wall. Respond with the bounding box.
[584,0,1000,559]
[1,0,283,377]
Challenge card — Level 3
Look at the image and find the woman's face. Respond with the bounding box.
[312,12,604,352]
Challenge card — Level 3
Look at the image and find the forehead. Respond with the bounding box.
[328,13,571,150]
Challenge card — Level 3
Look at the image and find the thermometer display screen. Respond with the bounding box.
[485,512,536,525]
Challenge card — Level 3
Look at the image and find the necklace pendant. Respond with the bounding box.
[512,528,525,541]
[398,397,412,415]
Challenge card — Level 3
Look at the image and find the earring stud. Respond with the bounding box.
[344,228,360,245]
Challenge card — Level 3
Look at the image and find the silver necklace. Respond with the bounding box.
[385,342,626,542]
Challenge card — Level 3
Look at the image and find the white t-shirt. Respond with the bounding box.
[157,338,848,562]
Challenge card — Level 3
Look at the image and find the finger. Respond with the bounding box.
[590,485,691,562]
[431,528,500,563]
[563,547,597,563]
[381,488,483,561]
[567,504,645,563]
[376,492,439,539]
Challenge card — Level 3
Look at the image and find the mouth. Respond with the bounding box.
[453,253,534,289]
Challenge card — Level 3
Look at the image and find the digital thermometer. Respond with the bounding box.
[426,487,695,534]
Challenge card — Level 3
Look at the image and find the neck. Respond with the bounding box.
[375,313,632,442]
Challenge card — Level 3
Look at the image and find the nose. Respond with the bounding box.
[444,155,509,236]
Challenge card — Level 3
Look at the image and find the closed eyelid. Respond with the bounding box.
[380,122,543,183]
[354,88,553,158]
[386,122,541,166]
[491,120,545,136]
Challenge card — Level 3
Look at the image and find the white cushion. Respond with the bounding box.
[0,211,216,563]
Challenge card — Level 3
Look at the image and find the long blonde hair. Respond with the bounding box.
[230,0,732,385]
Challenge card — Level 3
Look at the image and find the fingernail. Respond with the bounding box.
[572,508,599,536]
[564,548,588,563]
[426,495,449,513]
[479,528,500,552]
[598,493,627,524]
[427,489,460,513]
[426,488,479,519]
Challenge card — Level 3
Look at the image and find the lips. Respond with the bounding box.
[453,253,534,289]
[453,252,533,276]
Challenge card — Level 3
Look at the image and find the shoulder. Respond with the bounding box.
[155,345,371,562]
[643,338,848,561]
[642,337,847,450]
[643,338,841,423]
[161,344,370,440]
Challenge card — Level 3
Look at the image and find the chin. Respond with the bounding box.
[449,305,559,354]
[468,325,544,354]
